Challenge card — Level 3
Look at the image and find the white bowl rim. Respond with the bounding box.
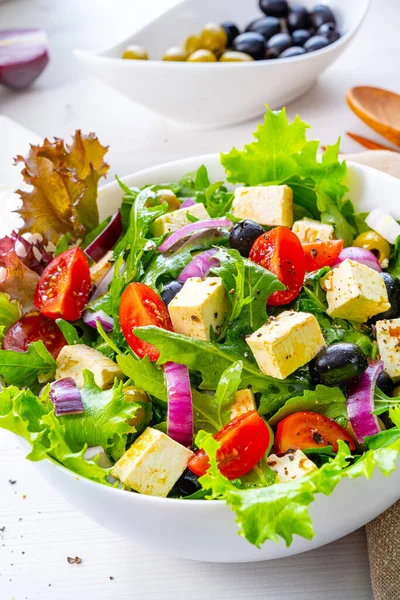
[75,0,371,69]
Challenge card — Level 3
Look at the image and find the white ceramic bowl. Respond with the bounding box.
[75,0,370,129]
[20,153,400,563]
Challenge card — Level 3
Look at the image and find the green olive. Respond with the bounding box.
[353,231,391,265]
[162,46,187,61]
[121,44,148,60]
[219,50,254,62]
[200,22,228,55]
[145,189,181,211]
[185,34,202,56]
[187,49,217,62]
[393,386,400,398]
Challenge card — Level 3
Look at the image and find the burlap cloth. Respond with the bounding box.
[342,150,400,600]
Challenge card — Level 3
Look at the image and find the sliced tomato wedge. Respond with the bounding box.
[119,282,173,361]
[302,240,344,272]
[188,410,272,479]
[249,227,306,305]
[2,314,67,358]
[34,248,91,321]
[275,411,355,455]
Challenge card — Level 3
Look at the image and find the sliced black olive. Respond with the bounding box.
[245,16,281,41]
[233,32,266,60]
[229,220,265,257]
[309,343,368,387]
[304,35,330,52]
[161,280,184,306]
[266,32,292,58]
[279,46,306,58]
[317,23,340,43]
[259,0,289,18]
[292,29,311,46]
[368,273,400,324]
[176,468,201,497]
[287,5,309,32]
[376,371,395,396]
[221,22,240,47]
[311,4,337,29]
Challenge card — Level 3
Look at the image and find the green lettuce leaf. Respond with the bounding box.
[117,353,167,402]
[178,165,234,218]
[0,292,21,330]
[0,341,56,386]
[267,386,348,426]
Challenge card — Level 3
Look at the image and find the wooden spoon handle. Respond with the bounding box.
[346,132,398,152]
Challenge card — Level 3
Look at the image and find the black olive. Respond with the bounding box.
[304,35,330,52]
[292,29,311,46]
[311,4,337,29]
[233,32,266,60]
[287,6,309,32]
[245,16,281,41]
[259,0,289,18]
[317,22,340,43]
[368,273,400,324]
[376,371,395,396]
[266,33,292,58]
[221,21,240,47]
[176,468,201,497]
[229,220,265,257]
[161,280,184,306]
[279,46,306,58]
[309,343,368,387]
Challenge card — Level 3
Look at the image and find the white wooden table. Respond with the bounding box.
[1,0,399,597]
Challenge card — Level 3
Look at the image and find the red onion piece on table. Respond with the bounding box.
[164,362,193,448]
[178,249,219,283]
[333,247,381,272]
[83,309,114,332]
[0,29,50,90]
[85,211,122,263]
[346,360,383,443]
[180,199,196,208]
[158,219,231,253]
[49,378,84,417]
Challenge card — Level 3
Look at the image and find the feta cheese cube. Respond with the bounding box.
[150,203,210,237]
[230,388,256,421]
[267,450,317,483]
[231,185,293,227]
[246,311,325,380]
[323,259,390,323]
[111,428,193,497]
[168,277,228,341]
[292,218,334,242]
[56,344,124,390]
[376,318,400,378]
[90,250,114,287]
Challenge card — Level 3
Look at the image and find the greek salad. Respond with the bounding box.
[2,109,400,548]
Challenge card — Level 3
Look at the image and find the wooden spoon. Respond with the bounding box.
[346,86,400,147]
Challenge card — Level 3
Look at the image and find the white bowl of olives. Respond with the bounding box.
[75,0,370,128]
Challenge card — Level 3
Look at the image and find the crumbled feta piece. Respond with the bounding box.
[246,311,325,380]
[56,344,123,390]
[292,218,334,242]
[150,203,210,237]
[168,276,228,341]
[230,388,256,420]
[323,259,390,323]
[90,250,114,287]
[111,428,193,497]
[231,185,293,227]
[376,318,400,378]
[267,450,317,483]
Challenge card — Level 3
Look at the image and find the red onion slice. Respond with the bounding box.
[178,249,219,283]
[164,362,193,448]
[346,360,383,443]
[85,211,122,263]
[180,199,196,208]
[158,219,231,253]
[0,29,50,90]
[50,378,84,417]
[333,247,382,272]
[83,309,114,332]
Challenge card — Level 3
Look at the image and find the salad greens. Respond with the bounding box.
[1,108,400,550]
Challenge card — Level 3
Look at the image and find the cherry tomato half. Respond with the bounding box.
[302,240,344,272]
[2,314,67,359]
[119,282,173,361]
[275,411,355,455]
[34,248,91,321]
[249,227,306,305]
[188,410,272,479]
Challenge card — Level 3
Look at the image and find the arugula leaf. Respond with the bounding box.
[0,292,21,330]
[0,341,56,386]
[54,233,72,257]
[178,166,234,218]
[220,107,353,245]
[117,354,167,402]
[56,319,80,345]
[268,386,348,426]
[236,455,276,489]
[373,387,400,416]
[387,235,400,277]
[364,429,400,450]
